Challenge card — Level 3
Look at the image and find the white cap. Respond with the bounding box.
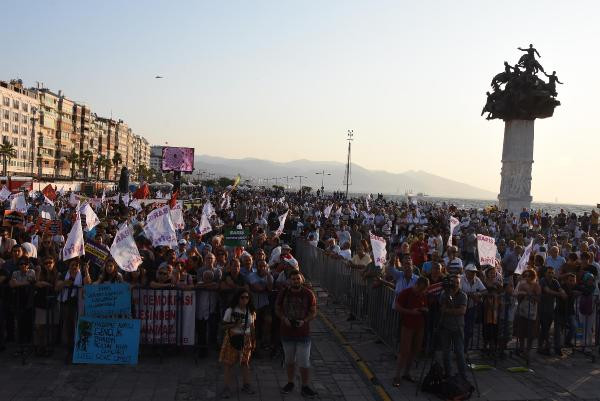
[464,264,477,272]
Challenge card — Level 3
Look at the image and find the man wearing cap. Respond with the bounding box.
[461,264,485,351]
[176,239,189,262]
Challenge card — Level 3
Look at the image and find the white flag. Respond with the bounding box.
[58,187,65,196]
[101,189,106,204]
[44,195,54,206]
[365,197,370,211]
[477,234,497,266]
[515,239,534,275]
[197,213,212,236]
[10,192,27,213]
[0,186,11,201]
[369,232,387,268]
[129,199,142,212]
[80,202,100,231]
[276,210,289,236]
[202,201,216,217]
[41,210,52,220]
[145,204,177,248]
[170,201,185,230]
[323,204,333,219]
[110,224,142,272]
[69,192,78,207]
[448,216,460,247]
[62,205,85,260]
[122,192,130,206]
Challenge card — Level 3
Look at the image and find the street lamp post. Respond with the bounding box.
[294,175,307,197]
[315,170,331,197]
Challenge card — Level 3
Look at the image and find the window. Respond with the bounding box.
[13,112,19,122]
[2,97,9,107]
[22,151,27,159]
[2,124,7,133]
[21,139,27,147]
[2,135,7,143]
[12,138,18,146]
[13,99,19,109]
[21,127,27,135]
[22,103,28,112]
[22,115,28,124]
[2,110,8,119]
[12,125,18,134]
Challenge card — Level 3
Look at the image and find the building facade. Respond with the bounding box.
[0,79,151,179]
[150,145,164,172]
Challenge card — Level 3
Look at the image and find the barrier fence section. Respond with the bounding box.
[295,240,600,360]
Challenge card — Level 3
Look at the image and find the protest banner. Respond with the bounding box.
[9,192,27,213]
[369,232,387,267]
[224,228,249,247]
[80,203,100,231]
[72,317,140,365]
[515,239,533,275]
[144,204,177,248]
[84,283,132,318]
[0,186,11,201]
[202,201,216,217]
[110,224,143,272]
[63,208,85,260]
[131,289,195,345]
[197,213,212,236]
[275,210,288,236]
[170,201,185,230]
[2,210,24,229]
[477,234,497,266]
[448,216,460,247]
[34,217,62,235]
[84,238,110,268]
[323,204,333,219]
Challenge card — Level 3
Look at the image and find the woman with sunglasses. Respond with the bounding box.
[219,289,256,398]
[149,264,176,289]
[514,268,541,362]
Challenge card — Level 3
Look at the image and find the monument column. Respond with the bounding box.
[498,120,534,212]
[482,44,561,214]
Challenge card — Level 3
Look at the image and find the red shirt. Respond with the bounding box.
[276,286,317,339]
[410,240,428,267]
[395,287,426,329]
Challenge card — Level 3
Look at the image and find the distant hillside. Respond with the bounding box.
[193,155,496,200]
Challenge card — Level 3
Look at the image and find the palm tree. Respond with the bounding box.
[0,142,17,176]
[64,149,79,179]
[103,158,113,180]
[79,150,93,180]
[112,152,122,181]
[94,155,105,181]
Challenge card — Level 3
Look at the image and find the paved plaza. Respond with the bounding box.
[1,293,600,401]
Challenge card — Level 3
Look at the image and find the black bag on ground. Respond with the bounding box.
[421,361,445,394]
[437,374,474,400]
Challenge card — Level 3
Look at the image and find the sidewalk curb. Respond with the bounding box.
[318,311,393,401]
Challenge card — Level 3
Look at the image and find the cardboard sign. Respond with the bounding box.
[131,289,195,345]
[2,210,24,228]
[83,283,132,318]
[72,317,140,365]
[224,228,249,247]
[84,238,110,268]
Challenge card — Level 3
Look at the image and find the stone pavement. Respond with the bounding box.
[2,291,600,401]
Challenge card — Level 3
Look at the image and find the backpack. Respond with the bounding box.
[437,375,474,400]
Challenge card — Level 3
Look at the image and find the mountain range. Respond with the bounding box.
[193,155,496,200]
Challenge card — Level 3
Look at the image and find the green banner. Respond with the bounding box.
[224,228,249,247]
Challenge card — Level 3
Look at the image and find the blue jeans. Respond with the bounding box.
[440,328,467,378]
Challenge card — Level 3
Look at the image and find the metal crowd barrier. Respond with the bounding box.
[294,240,600,363]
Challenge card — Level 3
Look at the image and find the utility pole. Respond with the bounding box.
[344,130,354,198]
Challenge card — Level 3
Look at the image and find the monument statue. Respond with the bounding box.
[483,45,562,213]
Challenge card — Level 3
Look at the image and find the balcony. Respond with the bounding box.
[38,137,56,148]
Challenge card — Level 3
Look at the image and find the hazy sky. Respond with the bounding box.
[2,1,599,205]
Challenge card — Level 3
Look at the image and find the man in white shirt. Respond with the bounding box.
[460,264,485,350]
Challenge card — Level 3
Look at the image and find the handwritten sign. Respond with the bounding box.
[224,228,249,247]
[84,283,131,318]
[34,217,62,235]
[476,234,497,266]
[132,289,195,345]
[369,232,387,268]
[72,317,140,365]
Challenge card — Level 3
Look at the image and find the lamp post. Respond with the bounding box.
[315,170,331,197]
[294,175,307,197]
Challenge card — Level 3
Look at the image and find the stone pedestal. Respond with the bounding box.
[498,120,534,213]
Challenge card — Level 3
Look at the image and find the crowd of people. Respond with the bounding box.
[0,183,598,397]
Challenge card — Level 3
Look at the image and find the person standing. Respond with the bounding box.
[275,270,318,398]
[439,274,468,379]
[393,277,429,386]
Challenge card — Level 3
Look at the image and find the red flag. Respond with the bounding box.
[133,183,150,199]
[42,184,57,201]
[169,190,178,209]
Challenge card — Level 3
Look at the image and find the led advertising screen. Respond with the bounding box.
[161,147,195,172]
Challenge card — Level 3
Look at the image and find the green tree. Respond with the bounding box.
[112,152,122,181]
[301,186,312,193]
[217,177,235,187]
[78,150,94,180]
[103,158,113,180]
[64,149,79,179]
[94,155,105,180]
[0,142,17,176]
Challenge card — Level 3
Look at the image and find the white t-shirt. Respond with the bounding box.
[222,306,255,335]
